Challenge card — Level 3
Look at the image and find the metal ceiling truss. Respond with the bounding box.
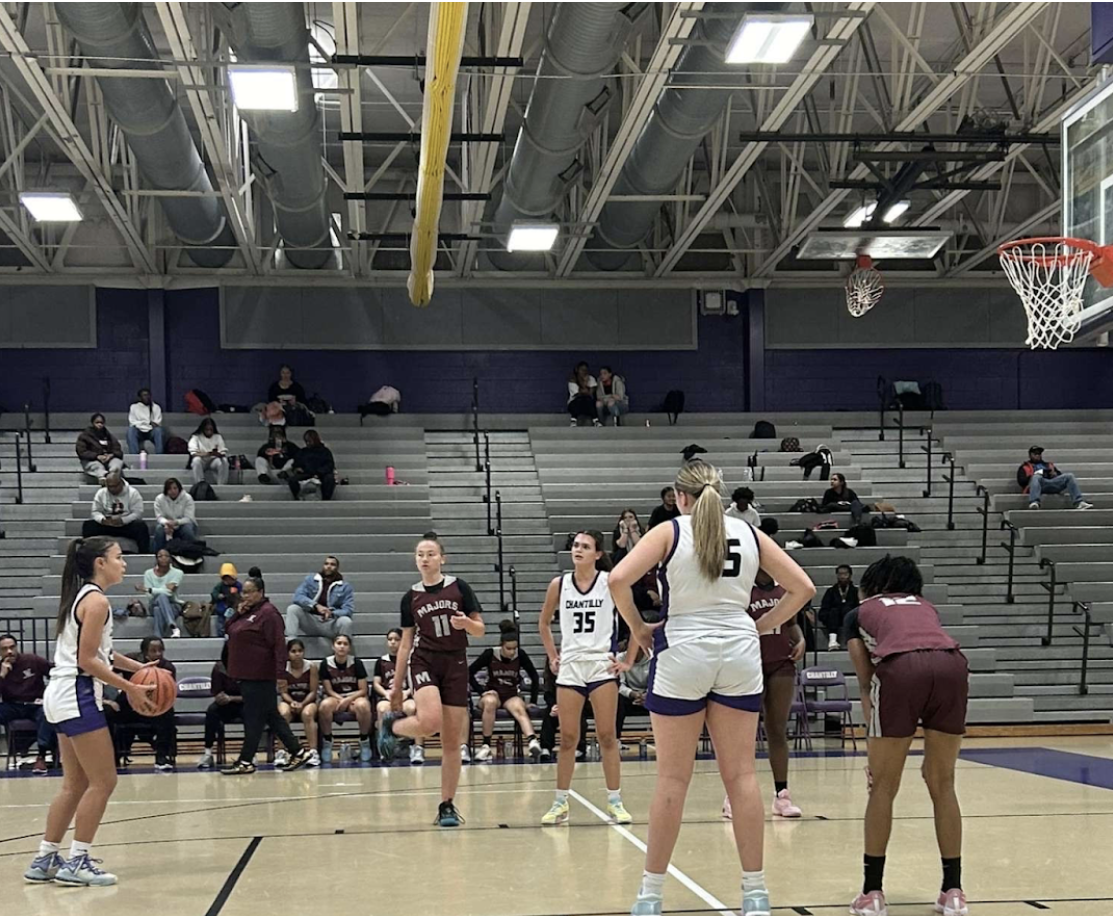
[332,0,369,277]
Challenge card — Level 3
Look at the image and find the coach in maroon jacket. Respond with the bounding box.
[221,578,311,775]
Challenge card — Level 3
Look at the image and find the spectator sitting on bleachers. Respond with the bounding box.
[0,633,56,774]
[285,555,354,641]
[615,612,658,740]
[255,425,299,485]
[647,486,681,529]
[188,417,229,486]
[821,473,866,525]
[611,509,644,563]
[139,549,183,639]
[127,387,164,455]
[115,637,177,771]
[287,429,336,501]
[318,634,373,765]
[726,486,761,527]
[373,628,424,765]
[197,643,242,770]
[595,367,629,427]
[153,477,198,553]
[819,564,859,651]
[211,563,243,639]
[469,619,541,762]
[268,363,307,408]
[1017,445,1093,511]
[277,639,320,769]
[631,568,662,616]
[567,361,599,427]
[82,472,150,554]
[76,413,125,483]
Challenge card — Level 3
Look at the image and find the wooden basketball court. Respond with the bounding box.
[2,736,1111,916]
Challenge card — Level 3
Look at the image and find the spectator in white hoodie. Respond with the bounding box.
[726,487,762,527]
[127,388,165,455]
[81,473,150,553]
[153,477,198,553]
[188,418,229,486]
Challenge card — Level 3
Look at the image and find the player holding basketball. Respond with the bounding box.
[722,568,807,820]
[846,556,970,917]
[609,462,815,916]
[378,533,484,827]
[26,537,156,887]
[538,530,631,826]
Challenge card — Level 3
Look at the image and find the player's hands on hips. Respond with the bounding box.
[449,611,468,630]
[628,619,662,654]
[790,639,806,661]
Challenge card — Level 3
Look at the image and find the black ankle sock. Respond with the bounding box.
[322,734,333,743]
[941,857,962,891]
[482,735,492,746]
[525,734,536,741]
[863,854,886,894]
[774,781,788,794]
[359,734,370,742]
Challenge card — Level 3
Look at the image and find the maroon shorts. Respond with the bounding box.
[871,650,969,738]
[409,650,470,708]
[483,686,521,706]
[762,659,796,683]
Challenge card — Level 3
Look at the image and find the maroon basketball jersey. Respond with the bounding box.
[401,576,481,653]
[487,651,522,695]
[376,654,398,690]
[318,655,367,694]
[847,594,960,663]
[747,583,793,668]
[285,666,313,703]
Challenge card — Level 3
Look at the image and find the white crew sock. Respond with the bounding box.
[742,869,767,893]
[38,840,60,858]
[639,870,666,898]
[608,788,622,806]
[69,840,91,861]
[554,789,569,806]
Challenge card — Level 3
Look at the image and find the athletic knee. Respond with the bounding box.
[481,694,498,712]
[921,763,956,797]
[597,728,619,750]
[558,728,580,750]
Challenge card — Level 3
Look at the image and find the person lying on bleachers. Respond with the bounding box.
[1017,445,1093,511]
[255,425,299,485]
[285,554,355,641]
[188,417,229,486]
[287,429,336,501]
[153,477,198,553]
[82,473,150,554]
[76,413,125,483]
[127,387,165,455]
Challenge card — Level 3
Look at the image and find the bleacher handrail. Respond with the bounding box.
[1038,557,1057,646]
[14,433,24,504]
[472,377,481,472]
[999,518,1019,604]
[920,435,933,498]
[941,451,956,530]
[495,489,506,611]
[22,404,35,473]
[974,484,990,565]
[1074,601,1093,696]
[483,431,493,536]
[42,377,52,445]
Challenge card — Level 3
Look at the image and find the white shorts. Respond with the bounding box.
[647,633,763,716]
[556,658,617,696]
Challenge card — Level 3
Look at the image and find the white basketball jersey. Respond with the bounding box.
[657,516,761,648]
[51,583,113,696]
[558,570,617,662]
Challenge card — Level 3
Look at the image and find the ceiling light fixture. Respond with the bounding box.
[19,192,82,222]
[843,202,877,229]
[507,222,559,252]
[882,200,911,223]
[228,65,298,112]
[726,13,814,65]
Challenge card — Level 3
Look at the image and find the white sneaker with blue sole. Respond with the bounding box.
[53,853,117,887]
[24,852,64,883]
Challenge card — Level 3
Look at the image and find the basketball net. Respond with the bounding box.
[997,237,1111,349]
[846,254,883,317]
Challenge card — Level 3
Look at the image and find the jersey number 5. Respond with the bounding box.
[573,610,596,633]
[722,539,743,578]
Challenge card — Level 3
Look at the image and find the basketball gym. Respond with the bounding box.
[1,2,1113,915]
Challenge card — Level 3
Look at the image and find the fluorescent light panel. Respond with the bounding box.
[228,65,298,112]
[20,192,82,222]
[507,223,559,252]
[843,202,876,228]
[883,200,911,223]
[726,13,813,64]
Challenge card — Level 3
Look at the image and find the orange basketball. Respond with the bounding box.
[131,666,177,717]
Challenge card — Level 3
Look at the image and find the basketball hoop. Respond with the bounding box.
[846,254,883,317]
[998,236,1113,349]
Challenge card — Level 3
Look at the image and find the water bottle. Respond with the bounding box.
[340,742,351,762]
[139,450,148,470]
[644,419,651,428]
[385,465,395,486]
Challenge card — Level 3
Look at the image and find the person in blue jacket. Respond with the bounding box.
[283,555,355,641]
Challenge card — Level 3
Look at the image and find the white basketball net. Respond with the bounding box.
[998,240,1092,350]
[846,262,884,317]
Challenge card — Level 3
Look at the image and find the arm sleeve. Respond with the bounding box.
[110,434,124,459]
[152,404,163,426]
[317,660,329,683]
[91,491,107,523]
[154,495,169,526]
[76,435,97,462]
[842,608,862,644]
[188,435,202,457]
[458,579,483,615]
[335,583,355,617]
[121,490,144,524]
[128,405,141,428]
[819,587,836,616]
[400,591,415,628]
[468,649,492,694]
[267,615,285,680]
[353,657,368,680]
[373,657,384,679]
[291,576,314,610]
[520,650,540,704]
[210,665,225,696]
[181,493,196,524]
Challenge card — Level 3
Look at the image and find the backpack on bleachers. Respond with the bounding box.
[779,437,800,452]
[166,437,188,455]
[752,420,776,439]
[663,390,685,425]
[789,498,821,514]
[185,388,217,415]
[190,480,219,502]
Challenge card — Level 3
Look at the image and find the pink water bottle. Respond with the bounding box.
[139,450,148,470]
[385,465,395,486]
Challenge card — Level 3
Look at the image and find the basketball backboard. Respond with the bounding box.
[1062,76,1113,327]
[797,229,951,261]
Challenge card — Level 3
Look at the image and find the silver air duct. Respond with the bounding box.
[486,3,637,271]
[56,3,237,268]
[224,3,331,269]
[586,2,749,270]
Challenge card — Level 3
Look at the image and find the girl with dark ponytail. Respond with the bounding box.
[30,537,157,887]
[468,619,541,762]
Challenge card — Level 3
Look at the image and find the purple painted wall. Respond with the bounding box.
[2,287,1110,414]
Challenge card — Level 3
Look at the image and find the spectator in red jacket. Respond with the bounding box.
[1017,446,1093,510]
[220,578,311,775]
[0,633,56,774]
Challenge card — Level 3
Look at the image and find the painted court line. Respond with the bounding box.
[567,789,735,917]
